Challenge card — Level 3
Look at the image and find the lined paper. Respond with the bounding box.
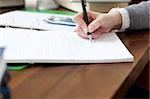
[0,28,134,63]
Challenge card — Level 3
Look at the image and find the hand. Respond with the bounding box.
[73,11,122,39]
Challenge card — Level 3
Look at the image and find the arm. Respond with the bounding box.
[126,1,150,30]
[73,1,149,39]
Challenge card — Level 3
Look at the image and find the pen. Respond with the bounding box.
[80,0,92,41]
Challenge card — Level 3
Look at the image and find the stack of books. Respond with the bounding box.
[0,48,5,99]
[0,48,10,99]
[0,48,5,83]
[56,0,131,12]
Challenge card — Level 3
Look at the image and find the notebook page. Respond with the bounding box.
[0,28,134,63]
[0,10,75,31]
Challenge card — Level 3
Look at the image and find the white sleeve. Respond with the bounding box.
[109,8,130,32]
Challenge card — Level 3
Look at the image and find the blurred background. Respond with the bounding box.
[0,0,147,13]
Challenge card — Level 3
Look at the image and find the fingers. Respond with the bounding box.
[75,25,103,39]
[88,11,99,20]
[73,12,88,33]
[75,25,88,39]
[92,28,104,39]
[73,11,107,39]
[88,17,102,33]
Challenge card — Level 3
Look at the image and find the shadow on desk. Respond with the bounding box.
[125,61,149,99]
[125,83,149,99]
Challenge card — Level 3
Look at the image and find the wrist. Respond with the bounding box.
[108,11,122,30]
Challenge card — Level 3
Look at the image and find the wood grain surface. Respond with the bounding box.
[8,30,149,99]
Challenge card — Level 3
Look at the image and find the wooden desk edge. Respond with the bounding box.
[113,46,149,98]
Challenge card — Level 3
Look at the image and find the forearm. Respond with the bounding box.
[126,1,150,30]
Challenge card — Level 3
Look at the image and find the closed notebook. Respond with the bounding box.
[0,28,134,63]
[0,48,6,83]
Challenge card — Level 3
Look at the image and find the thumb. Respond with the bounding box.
[88,18,102,33]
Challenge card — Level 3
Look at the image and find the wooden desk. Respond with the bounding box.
[8,30,149,99]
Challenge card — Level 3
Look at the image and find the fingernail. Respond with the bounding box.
[83,28,88,33]
[88,25,93,33]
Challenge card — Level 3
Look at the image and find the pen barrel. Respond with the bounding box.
[81,0,89,25]
[83,10,89,25]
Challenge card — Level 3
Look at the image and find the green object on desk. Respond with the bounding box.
[22,8,76,15]
[7,64,32,71]
[7,8,75,71]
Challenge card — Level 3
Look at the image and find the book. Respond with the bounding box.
[56,0,131,12]
[0,28,134,63]
[0,48,5,84]
[0,48,9,99]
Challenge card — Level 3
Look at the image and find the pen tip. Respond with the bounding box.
[88,35,92,42]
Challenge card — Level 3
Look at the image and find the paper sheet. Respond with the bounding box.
[0,10,75,31]
[0,28,134,63]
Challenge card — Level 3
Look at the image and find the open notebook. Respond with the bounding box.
[0,28,133,63]
[0,10,75,31]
